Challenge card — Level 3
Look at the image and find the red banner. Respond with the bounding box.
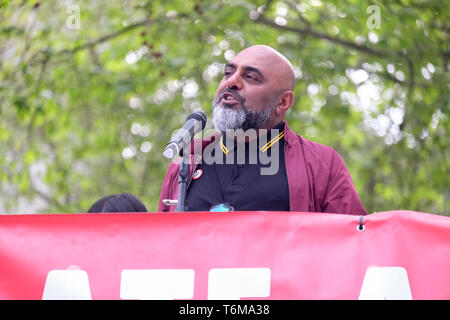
[0,210,449,300]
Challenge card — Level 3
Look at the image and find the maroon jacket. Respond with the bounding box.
[158,121,367,215]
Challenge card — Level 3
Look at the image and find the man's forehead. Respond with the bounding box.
[228,45,295,89]
[231,47,280,69]
[233,46,293,75]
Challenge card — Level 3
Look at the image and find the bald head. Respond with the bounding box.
[235,45,295,91]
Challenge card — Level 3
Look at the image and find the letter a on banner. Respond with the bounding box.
[42,269,92,300]
[359,267,412,300]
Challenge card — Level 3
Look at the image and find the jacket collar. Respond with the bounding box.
[283,120,301,148]
[189,119,299,157]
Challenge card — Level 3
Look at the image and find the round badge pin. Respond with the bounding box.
[192,169,203,180]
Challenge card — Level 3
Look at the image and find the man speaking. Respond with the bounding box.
[159,45,367,215]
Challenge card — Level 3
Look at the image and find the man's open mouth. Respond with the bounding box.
[220,91,241,106]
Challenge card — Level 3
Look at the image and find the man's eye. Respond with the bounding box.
[245,73,258,81]
[224,70,233,77]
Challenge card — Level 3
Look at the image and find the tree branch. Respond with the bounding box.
[399,54,416,132]
[255,14,385,58]
[60,17,152,55]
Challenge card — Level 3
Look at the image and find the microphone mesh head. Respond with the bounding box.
[187,111,207,130]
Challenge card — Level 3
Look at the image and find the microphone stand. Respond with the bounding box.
[175,150,190,212]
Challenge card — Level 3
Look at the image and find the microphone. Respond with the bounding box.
[163,111,207,159]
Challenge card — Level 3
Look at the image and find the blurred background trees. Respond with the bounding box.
[0,0,448,215]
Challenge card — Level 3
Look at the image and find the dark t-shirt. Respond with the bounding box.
[186,122,290,211]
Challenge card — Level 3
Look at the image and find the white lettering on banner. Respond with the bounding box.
[359,267,413,300]
[40,266,413,299]
[120,269,195,300]
[42,269,92,300]
[208,268,271,300]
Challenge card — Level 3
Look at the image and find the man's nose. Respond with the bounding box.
[223,72,243,90]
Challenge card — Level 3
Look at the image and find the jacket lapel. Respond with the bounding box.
[284,122,312,212]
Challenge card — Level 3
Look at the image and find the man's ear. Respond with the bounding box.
[276,91,294,115]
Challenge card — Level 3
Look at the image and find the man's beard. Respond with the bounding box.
[212,91,277,132]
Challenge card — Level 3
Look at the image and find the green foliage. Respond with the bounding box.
[0,0,448,215]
